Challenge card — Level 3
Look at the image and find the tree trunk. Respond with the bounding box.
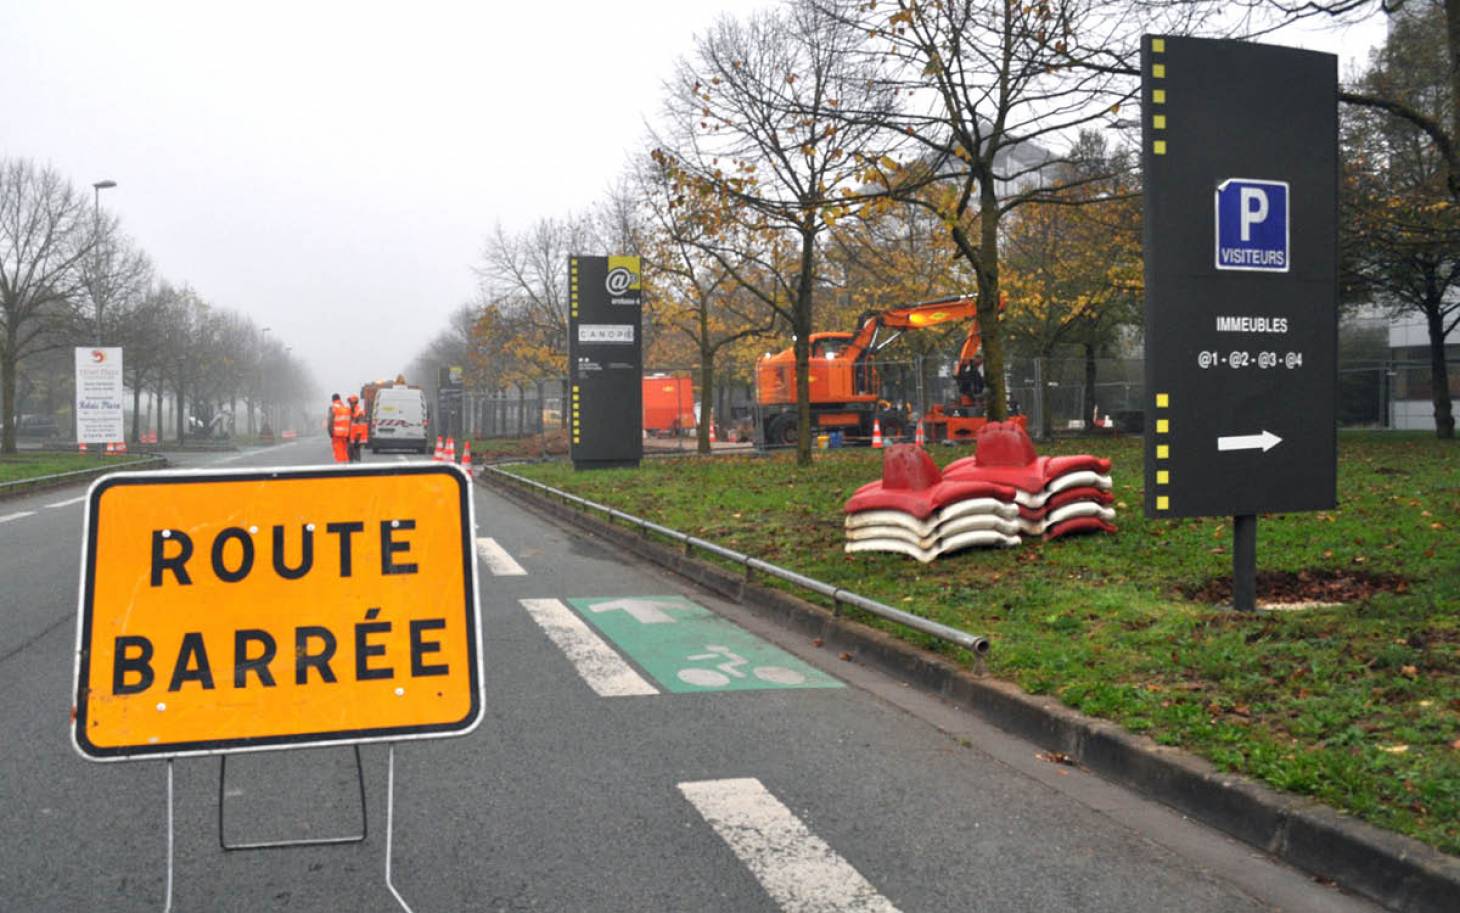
[175,377,186,444]
[794,227,816,466]
[131,377,142,443]
[698,349,715,456]
[1449,0,1460,196]
[1425,303,1455,438]
[1083,342,1098,429]
[0,335,17,454]
[977,184,1008,422]
[1039,353,1055,441]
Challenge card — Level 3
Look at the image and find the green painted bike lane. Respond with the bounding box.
[567,596,842,693]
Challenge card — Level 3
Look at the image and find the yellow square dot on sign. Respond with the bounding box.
[1152,63,1165,78]
[1154,140,1167,156]
[1157,470,1170,485]
[1152,38,1165,53]
[1156,444,1170,459]
[1156,496,1170,511]
[1156,419,1170,433]
[1153,114,1167,130]
[1156,393,1169,408]
[1153,89,1166,104]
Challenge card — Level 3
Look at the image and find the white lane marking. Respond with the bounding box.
[210,441,301,464]
[45,496,86,509]
[476,537,527,576]
[519,598,658,697]
[0,511,37,524]
[679,778,903,913]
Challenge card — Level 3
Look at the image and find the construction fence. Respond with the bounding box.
[453,355,1459,445]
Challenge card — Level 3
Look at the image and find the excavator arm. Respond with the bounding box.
[847,295,984,364]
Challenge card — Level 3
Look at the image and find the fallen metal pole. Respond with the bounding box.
[483,464,989,656]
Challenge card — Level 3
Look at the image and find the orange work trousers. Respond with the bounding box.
[331,437,350,463]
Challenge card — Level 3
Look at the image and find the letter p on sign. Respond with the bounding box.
[1239,186,1268,241]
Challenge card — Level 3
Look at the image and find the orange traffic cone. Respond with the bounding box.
[78,440,87,453]
[444,436,456,463]
[116,439,128,455]
[104,441,115,456]
[915,419,926,448]
[871,418,883,449]
[433,436,444,461]
[460,441,473,480]
[708,422,717,444]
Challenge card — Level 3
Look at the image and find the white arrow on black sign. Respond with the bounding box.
[1217,430,1283,452]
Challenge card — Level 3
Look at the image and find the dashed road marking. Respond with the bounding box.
[476,537,527,576]
[678,778,902,913]
[45,496,86,509]
[0,511,37,524]
[519,598,658,697]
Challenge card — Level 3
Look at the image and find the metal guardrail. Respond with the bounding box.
[482,464,989,656]
[0,455,167,498]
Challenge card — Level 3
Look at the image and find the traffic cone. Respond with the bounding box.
[116,439,128,455]
[915,419,926,448]
[104,441,115,456]
[460,441,473,481]
[708,422,717,444]
[78,440,86,453]
[871,418,883,449]
[444,436,456,463]
[433,436,444,461]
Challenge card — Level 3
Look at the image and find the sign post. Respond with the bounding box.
[75,346,125,449]
[1141,37,1338,610]
[73,463,482,908]
[568,255,644,470]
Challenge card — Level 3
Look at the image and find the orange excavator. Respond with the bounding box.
[756,295,1022,446]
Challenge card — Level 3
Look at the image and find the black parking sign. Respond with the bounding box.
[1142,36,1338,519]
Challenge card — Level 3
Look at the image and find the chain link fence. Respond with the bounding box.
[455,355,1458,445]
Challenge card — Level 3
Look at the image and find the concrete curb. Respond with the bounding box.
[483,470,1460,913]
[0,456,169,502]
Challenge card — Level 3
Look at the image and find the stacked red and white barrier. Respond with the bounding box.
[843,422,1115,563]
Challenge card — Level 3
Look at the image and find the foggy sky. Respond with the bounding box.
[3,1,1385,400]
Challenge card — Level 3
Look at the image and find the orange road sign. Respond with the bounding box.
[72,464,483,761]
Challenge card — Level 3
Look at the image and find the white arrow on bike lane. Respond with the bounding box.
[588,597,685,624]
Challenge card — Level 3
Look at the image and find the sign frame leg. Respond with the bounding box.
[384,743,415,913]
[216,746,368,850]
[1233,514,1258,612]
[156,746,417,912]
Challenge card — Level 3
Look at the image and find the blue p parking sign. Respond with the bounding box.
[1214,178,1289,272]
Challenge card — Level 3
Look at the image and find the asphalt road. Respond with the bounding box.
[0,439,1383,912]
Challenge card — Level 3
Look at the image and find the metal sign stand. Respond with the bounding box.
[1233,514,1257,612]
[161,744,415,912]
[218,745,367,850]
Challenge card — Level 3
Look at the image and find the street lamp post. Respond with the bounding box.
[89,180,116,346]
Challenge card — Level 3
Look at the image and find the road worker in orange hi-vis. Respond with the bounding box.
[347,394,368,462]
[328,393,351,464]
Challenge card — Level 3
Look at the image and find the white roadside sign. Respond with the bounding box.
[74,347,124,444]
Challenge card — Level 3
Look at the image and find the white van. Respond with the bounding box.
[369,386,431,454]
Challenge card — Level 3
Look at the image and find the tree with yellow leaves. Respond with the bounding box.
[1001,132,1143,438]
[637,154,777,453]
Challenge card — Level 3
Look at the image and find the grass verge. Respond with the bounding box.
[0,452,151,484]
[505,431,1460,854]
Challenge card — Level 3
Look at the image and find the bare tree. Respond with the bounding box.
[656,0,899,464]
[833,0,1178,423]
[474,216,594,378]
[0,158,95,452]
